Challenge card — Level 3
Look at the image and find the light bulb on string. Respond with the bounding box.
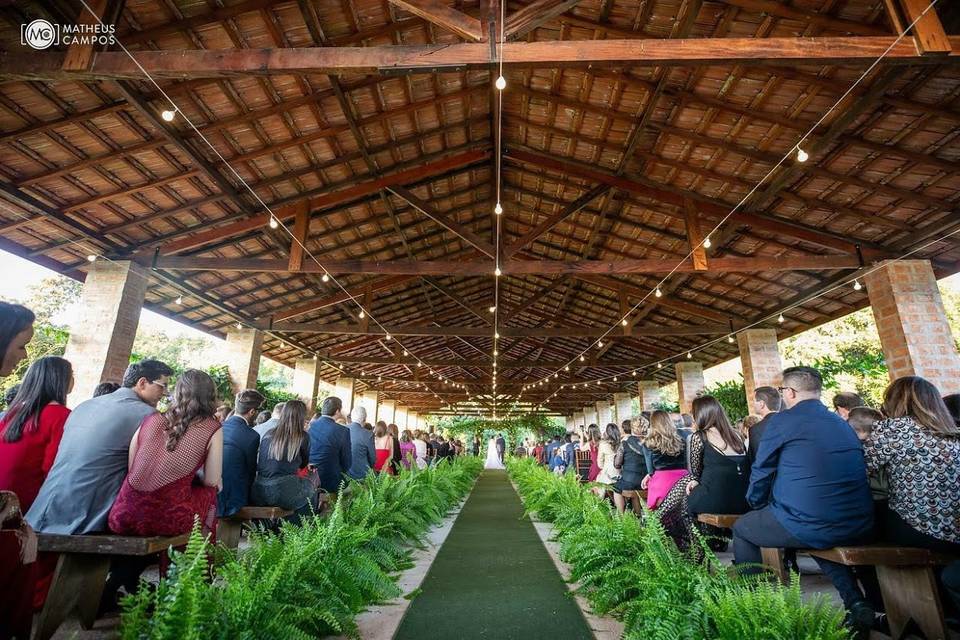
[579,355,585,362]
[403,349,409,356]
[86,254,97,262]
[236,322,243,330]
[494,202,503,215]
[494,267,502,277]
[161,108,176,122]
[489,306,496,313]
[797,147,809,163]
[621,318,629,326]
[385,334,392,341]
[175,295,183,305]
[597,340,604,348]
[703,236,712,249]
[321,273,330,282]
[655,287,662,298]
[853,279,863,291]
[268,216,279,229]
[728,334,735,343]
[777,313,785,324]
[495,75,506,91]
[686,351,692,359]
[358,310,365,319]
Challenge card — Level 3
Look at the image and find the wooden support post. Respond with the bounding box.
[287,201,309,271]
[898,0,951,55]
[61,0,109,71]
[684,197,708,271]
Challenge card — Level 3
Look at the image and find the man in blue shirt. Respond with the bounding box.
[545,435,562,471]
[345,405,375,480]
[734,366,874,635]
[308,396,352,498]
[217,389,265,518]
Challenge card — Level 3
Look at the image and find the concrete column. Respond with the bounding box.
[638,380,660,411]
[565,416,574,432]
[865,260,960,394]
[596,400,613,426]
[335,376,357,413]
[358,390,379,423]
[675,361,705,414]
[395,405,408,428]
[380,399,396,424]
[614,392,632,424]
[582,405,598,426]
[407,411,418,431]
[65,260,148,404]
[224,327,263,394]
[737,329,783,409]
[293,357,322,415]
[573,412,584,430]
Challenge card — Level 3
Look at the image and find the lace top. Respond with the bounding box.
[864,416,960,543]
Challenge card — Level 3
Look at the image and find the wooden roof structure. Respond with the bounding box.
[0,0,959,417]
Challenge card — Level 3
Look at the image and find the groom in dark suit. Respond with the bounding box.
[495,434,506,463]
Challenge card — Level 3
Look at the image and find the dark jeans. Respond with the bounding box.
[733,507,866,610]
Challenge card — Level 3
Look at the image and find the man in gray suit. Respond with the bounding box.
[27,359,174,534]
[346,405,376,480]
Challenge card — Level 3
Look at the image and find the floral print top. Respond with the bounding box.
[863,416,960,543]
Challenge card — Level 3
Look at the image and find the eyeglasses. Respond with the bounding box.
[776,386,795,394]
[151,380,168,392]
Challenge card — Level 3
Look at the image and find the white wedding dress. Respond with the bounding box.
[483,438,505,469]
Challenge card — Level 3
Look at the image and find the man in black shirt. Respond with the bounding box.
[746,386,782,468]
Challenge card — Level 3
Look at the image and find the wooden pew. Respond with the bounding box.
[34,532,190,640]
[620,489,647,515]
[219,506,293,549]
[809,546,959,640]
[696,513,789,583]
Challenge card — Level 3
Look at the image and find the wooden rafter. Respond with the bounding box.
[387,0,483,41]
[267,321,729,337]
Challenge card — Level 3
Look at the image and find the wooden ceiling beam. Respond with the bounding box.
[327,355,648,368]
[388,0,483,41]
[4,36,958,80]
[268,321,729,337]
[387,186,497,258]
[504,0,585,40]
[272,275,418,322]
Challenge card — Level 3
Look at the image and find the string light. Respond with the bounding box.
[161,108,176,122]
[385,334,392,341]
[703,236,712,249]
[403,349,409,356]
[686,351,692,359]
[597,340,604,348]
[657,363,663,369]
[495,75,506,90]
[358,310,365,319]
[494,267,502,277]
[489,306,496,313]
[796,147,809,163]
[235,322,243,330]
[621,318,628,326]
[777,313,785,324]
[86,254,97,262]
[494,203,503,215]
[321,273,329,282]
[269,216,279,229]
[175,295,183,305]
[579,355,585,362]
[853,279,863,291]
[655,287,662,298]
[727,334,735,343]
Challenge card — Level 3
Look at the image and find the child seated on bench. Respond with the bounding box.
[847,407,888,504]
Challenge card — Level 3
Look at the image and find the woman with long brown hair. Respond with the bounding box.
[108,369,223,538]
[252,400,317,520]
[865,376,960,553]
[640,410,687,509]
[659,396,750,553]
[373,422,395,475]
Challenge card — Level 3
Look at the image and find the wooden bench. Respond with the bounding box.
[808,546,959,640]
[620,489,647,515]
[219,506,293,549]
[33,532,190,640]
[695,513,789,583]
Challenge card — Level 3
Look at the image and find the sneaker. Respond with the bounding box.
[844,600,875,640]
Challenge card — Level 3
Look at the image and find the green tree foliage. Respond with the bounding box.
[121,458,483,639]
[255,378,299,413]
[509,458,849,640]
[0,276,81,402]
[437,414,565,449]
[702,379,749,422]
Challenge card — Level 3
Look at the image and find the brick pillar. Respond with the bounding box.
[293,357,321,415]
[675,362,705,414]
[638,380,660,411]
[596,400,613,426]
[65,260,148,405]
[335,377,356,413]
[224,327,263,393]
[614,392,632,423]
[582,404,598,426]
[358,390,379,423]
[395,405,408,428]
[865,260,960,394]
[380,399,396,424]
[737,329,783,410]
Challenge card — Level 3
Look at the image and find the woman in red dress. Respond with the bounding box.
[372,422,394,475]
[0,356,72,512]
[108,369,223,539]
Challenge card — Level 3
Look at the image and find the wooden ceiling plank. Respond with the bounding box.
[388,0,483,41]
[269,321,729,337]
[388,186,498,258]
[683,196,708,271]
[504,0,585,40]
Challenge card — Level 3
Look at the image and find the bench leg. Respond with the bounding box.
[219,520,242,549]
[876,564,948,640]
[760,547,788,585]
[33,554,110,640]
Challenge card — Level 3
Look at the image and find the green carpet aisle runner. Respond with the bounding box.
[394,470,594,640]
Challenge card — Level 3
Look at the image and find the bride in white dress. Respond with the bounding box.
[483,437,505,469]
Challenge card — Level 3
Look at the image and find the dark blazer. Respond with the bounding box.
[495,437,505,453]
[748,399,873,548]
[746,412,776,468]
[346,421,376,480]
[308,416,352,492]
[218,415,260,517]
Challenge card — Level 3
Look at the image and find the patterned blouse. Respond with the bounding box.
[863,416,960,543]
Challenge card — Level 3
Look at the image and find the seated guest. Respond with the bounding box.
[586,425,602,482]
[27,359,174,534]
[659,396,749,552]
[346,406,375,480]
[740,414,760,444]
[92,381,120,398]
[399,430,416,469]
[388,423,402,473]
[109,369,223,538]
[0,356,73,513]
[252,400,316,520]
[864,377,960,555]
[551,449,567,475]
[414,431,428,469]
[594,424,621,496]
[942,393,960,428]
[833,391,864,421]
[254,401,286,439]
[640,411,687,509]
[373,422,394,474]
[746,386,782,467]
[308,397,352,498]
[612,422,648,514]
[217,389,265,518]
[734,366,874,635]
[214,404,231,423]
[254,410,271,427]
[847,406,887,503]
